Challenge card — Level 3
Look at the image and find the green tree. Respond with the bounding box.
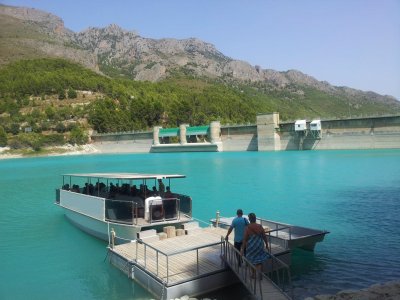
[0,126,7,147]
[69,126,88,145]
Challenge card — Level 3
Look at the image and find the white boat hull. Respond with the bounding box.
[62,207,141,242]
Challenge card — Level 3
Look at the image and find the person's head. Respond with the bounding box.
[236,209,243,216]
[248,213,256,223]
[166,186,170,191]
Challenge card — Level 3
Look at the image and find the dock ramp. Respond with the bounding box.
[222,241,292,300]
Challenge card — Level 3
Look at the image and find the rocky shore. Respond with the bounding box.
[306,280,400,300]
[160,280,400,300]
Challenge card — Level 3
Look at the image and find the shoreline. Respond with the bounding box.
[0,144,101,160]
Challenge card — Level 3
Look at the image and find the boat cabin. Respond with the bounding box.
[56,173,192,226]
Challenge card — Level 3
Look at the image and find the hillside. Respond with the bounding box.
[0,58,273,130]
[1,58,398,130]
[0,5,98,71]
[1,5,400,152]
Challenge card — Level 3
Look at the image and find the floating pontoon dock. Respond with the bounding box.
[213,216,329,251]
[108,225,292,300]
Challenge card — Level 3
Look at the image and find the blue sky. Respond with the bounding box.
[2,0,400,100]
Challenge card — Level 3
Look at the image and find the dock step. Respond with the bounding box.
[183,221,203,235]
[138,229,160,242]
[183,221,200,229]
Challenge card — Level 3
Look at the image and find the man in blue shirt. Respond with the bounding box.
[225,209,249,264]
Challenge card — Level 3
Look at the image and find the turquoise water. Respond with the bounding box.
[0,150,399,299]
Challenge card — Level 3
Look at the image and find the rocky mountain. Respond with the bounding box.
[1,4,399,108]
[0,5,98,71]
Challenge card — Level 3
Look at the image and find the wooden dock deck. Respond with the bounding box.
[112,227,226,284]
[109,226,291,299]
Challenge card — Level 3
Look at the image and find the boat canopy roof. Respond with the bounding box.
[62,173,186,180]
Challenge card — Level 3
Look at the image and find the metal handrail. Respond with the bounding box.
[216,215,293,251]
[135,238,223,284]
[222,238,292,300]
[137,238,222,258]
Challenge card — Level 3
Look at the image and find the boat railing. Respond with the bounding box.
[258,217,292,249]
[175,194,192,217]
[222,238,292,300]
[135,238,223,286]
[213,215,292,250]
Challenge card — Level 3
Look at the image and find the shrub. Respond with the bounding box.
[41,134,65,146]
[10,123,20,135]
[55,122,66,133]
[8,133,43,150]
[67,89,77,99]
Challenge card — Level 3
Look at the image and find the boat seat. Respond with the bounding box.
[144,196,163,221]
[150,204,164,221]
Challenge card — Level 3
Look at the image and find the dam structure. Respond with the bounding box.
[151,121,223,152]
[90,114,400,152]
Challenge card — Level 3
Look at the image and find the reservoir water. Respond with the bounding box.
[0,150,399,299]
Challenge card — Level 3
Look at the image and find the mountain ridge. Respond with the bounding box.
[0,3,398,107]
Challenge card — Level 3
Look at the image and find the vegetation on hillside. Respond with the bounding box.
[0,58,399,151]
[0,58,267,135]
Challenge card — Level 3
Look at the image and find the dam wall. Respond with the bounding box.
[220,125,258,151]
[91,131,153,153]
[89,114,400,152]
[277,115,400,151]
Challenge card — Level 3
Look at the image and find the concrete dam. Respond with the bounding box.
[90,113,400,153]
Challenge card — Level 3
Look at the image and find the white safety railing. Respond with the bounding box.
[134,238,224,286]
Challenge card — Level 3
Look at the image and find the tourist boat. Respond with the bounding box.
[55,173,193,242]
[212,216,329,251]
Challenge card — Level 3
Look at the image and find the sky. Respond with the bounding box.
[2,0,400,100]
